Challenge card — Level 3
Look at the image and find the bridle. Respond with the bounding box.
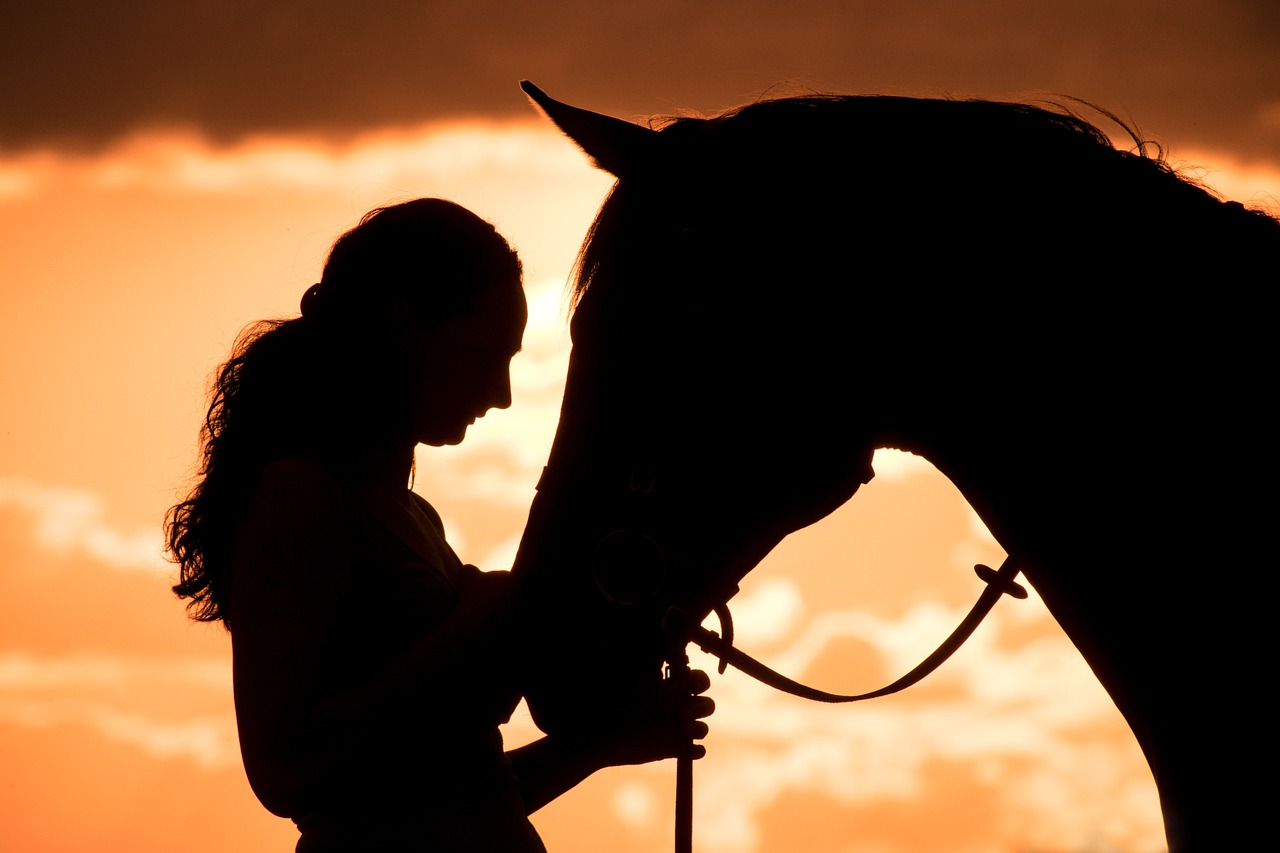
[542,459,1030,853]
[664,555,1027,703]
[663,557,1025,853]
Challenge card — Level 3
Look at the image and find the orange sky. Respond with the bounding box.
[3,116,1274,852]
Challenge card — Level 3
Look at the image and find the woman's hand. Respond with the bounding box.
[453,564,520,624]
[592,668,715,767]
[508,668,715,814]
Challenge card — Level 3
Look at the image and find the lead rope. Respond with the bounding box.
[665,650,695,853]
[663,555,1026,851]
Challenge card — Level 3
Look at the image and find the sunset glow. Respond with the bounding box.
[3,110,1276,853]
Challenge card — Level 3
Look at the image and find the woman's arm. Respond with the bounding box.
[228,458,522,815]
[229,459,360,815]
[508,670,714,814]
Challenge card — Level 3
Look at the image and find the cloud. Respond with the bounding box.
[0,120,589,200]
[0,695,238,769]
[0,651,229,691]
[613,780,661,831]
[0,651,237,768]
[89,705,237,768]
[1,2,1276,164]
[723,577,805,648]
[0,476,168,572]
[673,588,1163,851]
[868,448,935,483]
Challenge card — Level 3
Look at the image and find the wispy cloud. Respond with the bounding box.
[722,577,806,648]
[0,121,587,200]
[0,476,167,571]
[4,0,1277,168]
[0,695,237,769]
[0,651,236,768]
[0,651,228,691]
[668,589,1164,852]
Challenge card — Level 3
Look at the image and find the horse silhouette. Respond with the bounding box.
[510,82,1278,851]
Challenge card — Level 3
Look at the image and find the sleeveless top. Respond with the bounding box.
[291,483,547,853]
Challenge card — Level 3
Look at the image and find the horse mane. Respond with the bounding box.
[569,94,1278,311]
[521,89,1280,848]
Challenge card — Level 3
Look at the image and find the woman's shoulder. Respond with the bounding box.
[405,490,446,537]
[351,483,462,581]
[238,458,355,557]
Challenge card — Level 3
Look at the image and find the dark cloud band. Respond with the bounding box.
[2,0,1276,162]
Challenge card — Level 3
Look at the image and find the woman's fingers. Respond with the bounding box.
[670,673,714,756]
[684,668,711,695]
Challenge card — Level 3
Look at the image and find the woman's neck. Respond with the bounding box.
[338,441,415,491]
[378,443,416,490]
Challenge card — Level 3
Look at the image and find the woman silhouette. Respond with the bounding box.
[166,198,710,851]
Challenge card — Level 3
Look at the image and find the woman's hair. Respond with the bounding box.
[166,198,521,627]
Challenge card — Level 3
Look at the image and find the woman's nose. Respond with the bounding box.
[491,370,513,411]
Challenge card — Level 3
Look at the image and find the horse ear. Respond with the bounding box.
[521,81,657,178]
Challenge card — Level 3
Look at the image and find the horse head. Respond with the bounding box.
[509,81,1277,744]
[511,83,879,735]
[510,83,1280,851]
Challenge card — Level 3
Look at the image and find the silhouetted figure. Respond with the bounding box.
[512,84,1279,851]
[166,198,711,851]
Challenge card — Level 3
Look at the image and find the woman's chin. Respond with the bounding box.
[420,426,470,447]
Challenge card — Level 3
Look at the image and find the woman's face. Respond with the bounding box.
[404,278,528,447]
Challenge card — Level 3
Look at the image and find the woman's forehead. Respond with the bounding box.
[438,279,527,345]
